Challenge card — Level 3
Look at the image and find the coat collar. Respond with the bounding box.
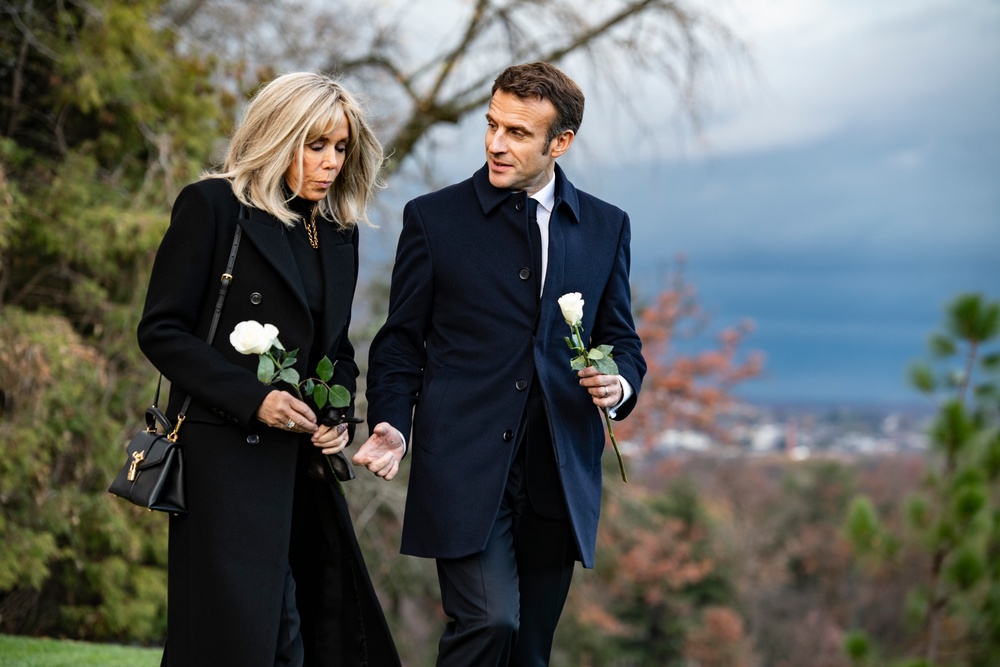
[472,163,581,223]
[236,206,309,314]
[236,204,358,359]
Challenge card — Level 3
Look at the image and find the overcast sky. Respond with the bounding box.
[604,0,1000,405]
[367,0,1000,406]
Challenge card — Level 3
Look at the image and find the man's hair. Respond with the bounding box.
[210,72,384,230]
[492,62,585,145]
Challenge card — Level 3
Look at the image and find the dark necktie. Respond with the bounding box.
[526,197,542,296]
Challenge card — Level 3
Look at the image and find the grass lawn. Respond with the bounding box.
[0,635,161,666]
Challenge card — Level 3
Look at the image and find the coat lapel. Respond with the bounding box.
[316,227,356,354]
[238,207,310,314]
[539,165,581,343]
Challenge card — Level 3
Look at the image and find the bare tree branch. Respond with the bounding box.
[338,0,749,174]
[158,0,750,176]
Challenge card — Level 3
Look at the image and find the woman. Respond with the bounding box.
[137,72,400,666]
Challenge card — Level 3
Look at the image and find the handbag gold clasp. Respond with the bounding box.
[127,450,146,481]
[168,414,186,443]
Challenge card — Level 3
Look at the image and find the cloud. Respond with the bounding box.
[368,0,1000,404]
[589,0,1000,162]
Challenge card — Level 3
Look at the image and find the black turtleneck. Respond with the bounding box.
[285,196,325,368]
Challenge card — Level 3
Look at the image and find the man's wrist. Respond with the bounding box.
[394,426,407,457]
[609,376,633,417]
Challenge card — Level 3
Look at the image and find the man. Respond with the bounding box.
[354,62,646,666]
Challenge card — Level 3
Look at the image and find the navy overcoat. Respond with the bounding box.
[367,164,646,568]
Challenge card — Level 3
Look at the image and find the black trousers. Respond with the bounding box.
[435,390,578,667]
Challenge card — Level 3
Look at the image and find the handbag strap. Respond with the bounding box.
[205,206,246,345]
[161,206,247,442]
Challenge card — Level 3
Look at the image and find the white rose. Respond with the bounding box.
[558,292,585,326]
[229,320,279,356]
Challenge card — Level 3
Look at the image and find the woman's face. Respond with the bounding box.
[284,120,350,201]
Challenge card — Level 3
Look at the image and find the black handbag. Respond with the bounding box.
[109,219,244,514]
[109,402,187,514]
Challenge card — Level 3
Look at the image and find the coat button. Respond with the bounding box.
[516,379,527,391]
[246,434,260,445]
[519,267,531,280]
[515,201,524,212]
[250,292,262,305]
[503,430,514,442]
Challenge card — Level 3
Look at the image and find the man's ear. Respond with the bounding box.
[548,130,575,159]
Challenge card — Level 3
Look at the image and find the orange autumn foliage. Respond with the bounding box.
[615,259,764,447]
[684,606,755,667]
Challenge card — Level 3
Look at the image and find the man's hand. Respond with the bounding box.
[352,422,404,481]
[577,366,623,408]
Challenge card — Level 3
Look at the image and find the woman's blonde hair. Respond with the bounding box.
[210,72,384,230]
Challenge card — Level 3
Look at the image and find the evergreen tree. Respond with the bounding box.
[0,0,229,639]
[844,293,1000,666]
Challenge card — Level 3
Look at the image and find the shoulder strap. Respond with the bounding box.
[205,212,244,345]
[161,207,247,438]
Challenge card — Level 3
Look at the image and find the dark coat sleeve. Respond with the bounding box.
[590,210,644,420]
[364,198,433,438]
[137,181,272,427]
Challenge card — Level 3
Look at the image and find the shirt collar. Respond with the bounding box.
[530,175,556,213]
[472,162,580,223]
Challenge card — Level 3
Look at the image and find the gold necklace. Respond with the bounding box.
[304,205,319,249]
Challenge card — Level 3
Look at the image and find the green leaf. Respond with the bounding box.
[946,546,985,590]
[844,496,882,553]
[328,384,351,408]
[947,293,1000,344]
[974,383,998,403]
[272,338,285,351]
[981,433,1000,480]
[302,379,315,396]
[928,333,956,358]
[316,356,335,383]
[278,368,300,386]
[593,356,619,376]
[570,356,587,372]
[908,363,935,394]
[281,353,297,368]
[952,484,987,522]
[842,631,869,661]
[981,352,1000,372]
[312,384,328,409]
[587,348,605,360]
[930,399,972,455]
[258,356,275,384]
[564,336,575,350]
[596,344,614,357]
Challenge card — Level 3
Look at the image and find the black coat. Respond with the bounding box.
[367,164,646,568]
[138,178,398,666]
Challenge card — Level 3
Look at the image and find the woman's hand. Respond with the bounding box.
[313,423,349,455]
[255,390,318,434]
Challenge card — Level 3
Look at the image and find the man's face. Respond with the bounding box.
[485,90,573,194]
